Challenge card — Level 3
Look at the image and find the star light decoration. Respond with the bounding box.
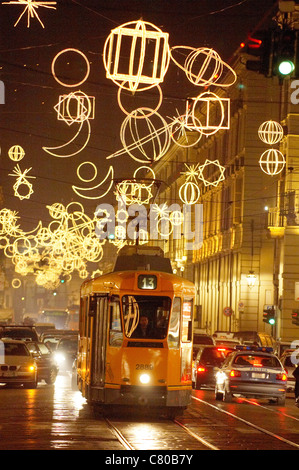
[179,161,226,204]
[3,1,57,28]
[9,164,36,200]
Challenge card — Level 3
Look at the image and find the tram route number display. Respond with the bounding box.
[138,274,157,290]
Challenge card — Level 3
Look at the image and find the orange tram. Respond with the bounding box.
[76,247,195,417]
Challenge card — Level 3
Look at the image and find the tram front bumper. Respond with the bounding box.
[90,385,191,407]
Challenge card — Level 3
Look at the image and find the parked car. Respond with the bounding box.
[215,346,287,405]
[0,325,38,342]
[53,336,78,372]
[280,349,297,392]
[26,341,58,385]
[0,339,37,388]
[192,345,234,389]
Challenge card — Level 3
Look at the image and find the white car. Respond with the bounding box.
[0,339,37,388]
[215,346,287,405]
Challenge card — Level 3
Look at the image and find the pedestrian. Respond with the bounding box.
[293,364,299,406]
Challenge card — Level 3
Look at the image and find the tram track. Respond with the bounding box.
[192,395,299,450]
[105,418,136,450]
[103,396,299,451]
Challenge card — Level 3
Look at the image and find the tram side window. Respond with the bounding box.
[167,297,181,349]
[79,297,88,336]
[109,295,123,347]
[182,298,193,342]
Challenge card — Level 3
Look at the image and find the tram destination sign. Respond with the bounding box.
[138,274,157,290]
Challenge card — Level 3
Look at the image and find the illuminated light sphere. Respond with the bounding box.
[259,149,286,176]
[170,46,237,88]
[8,145,25,162]
[179,181,200,205]
[258,120,284,145]
[117,107,171,163]
[103,20,170,92]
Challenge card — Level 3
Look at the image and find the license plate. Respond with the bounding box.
[0,371,16,378]
[252,372,265,379]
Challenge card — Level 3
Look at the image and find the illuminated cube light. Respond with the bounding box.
[103,20,170,92]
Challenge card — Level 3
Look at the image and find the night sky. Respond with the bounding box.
[0,0,277,232]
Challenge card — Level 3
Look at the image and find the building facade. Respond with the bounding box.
[150,46,299,342]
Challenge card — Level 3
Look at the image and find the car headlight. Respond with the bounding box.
[216,371,226,385]
[54,352,66,364]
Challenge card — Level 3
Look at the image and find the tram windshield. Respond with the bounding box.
[122,295,171,339]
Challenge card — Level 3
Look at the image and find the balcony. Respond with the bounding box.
[267,207,285,238]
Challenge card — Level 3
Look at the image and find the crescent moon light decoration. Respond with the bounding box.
[72,165,114,200]
[43,119,91,158]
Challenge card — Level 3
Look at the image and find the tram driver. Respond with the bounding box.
[131,314,154,338]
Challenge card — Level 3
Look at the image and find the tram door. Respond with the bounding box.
[91,295,108,387]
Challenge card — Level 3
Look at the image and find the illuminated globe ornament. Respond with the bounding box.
[258,120,284,145]
[259,149,286,176]
[8,145,25,162]
[103,20,170,92]
[170,46,237,87]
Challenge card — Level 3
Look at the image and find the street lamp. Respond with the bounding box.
[246,270,257,288]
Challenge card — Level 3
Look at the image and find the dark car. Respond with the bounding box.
[0,325,39,342]
[53,336,78,372]
[26,341,58,385]
[192,345,234,389]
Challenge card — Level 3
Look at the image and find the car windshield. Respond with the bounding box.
[122,295,171,339]
[57,339,78,351]
[3,343,30,356]
[199,347,233,366]
[193,335,214,345]
[233,354,281,368]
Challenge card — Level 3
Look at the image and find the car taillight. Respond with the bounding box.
[197,366,206,373]
[230,369,241,377]
[276,372,287,381]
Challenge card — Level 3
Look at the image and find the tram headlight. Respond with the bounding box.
[139,373,150,384]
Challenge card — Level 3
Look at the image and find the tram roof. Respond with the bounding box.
[81,270,195,296]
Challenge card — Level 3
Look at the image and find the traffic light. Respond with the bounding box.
[273,28,297,78]
[292,310,299,326]
[263,306,276,325]
[245,30,273,77]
